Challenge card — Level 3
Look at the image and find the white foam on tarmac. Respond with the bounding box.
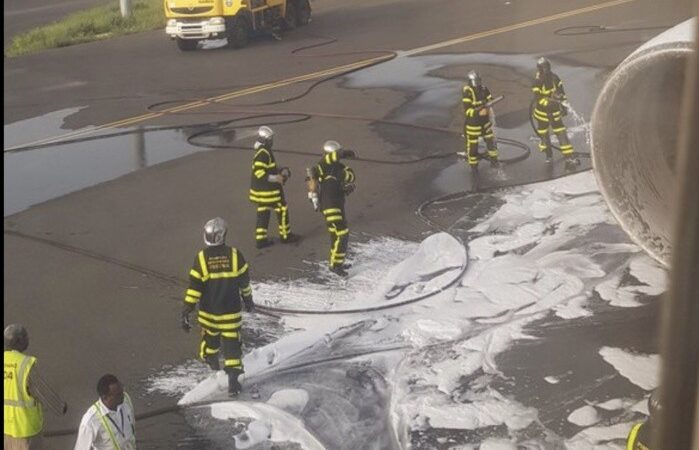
[266,389,309,415]
[565,422,633,449]
[207,400,325,450]
[596,398,634,411]
[399,388,537,431]
[150,171,664,448]
[554,295,592,319]
[567,405,600,427]
[480,438,518,450]
[144,360,211,397]
[599,347,660,390]
[628,256,667,294]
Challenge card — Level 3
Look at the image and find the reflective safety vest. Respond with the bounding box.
[4,350,44,438]
[92,393,136,450]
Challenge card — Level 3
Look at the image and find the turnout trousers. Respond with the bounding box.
[322,207,349,269]
[198,312,243,374]
[254,200,290,243]
[464,119,498,166]
[533,108,574,158]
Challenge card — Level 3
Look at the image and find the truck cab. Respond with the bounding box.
[165,0,311,51]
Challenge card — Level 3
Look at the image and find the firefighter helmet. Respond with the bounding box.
[467,70,482,88]
[537,57,551,74]
[203,217,227,246]
[323,140,342,153]
[255,126,274,150]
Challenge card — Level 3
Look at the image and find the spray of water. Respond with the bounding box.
[565,104,591,146]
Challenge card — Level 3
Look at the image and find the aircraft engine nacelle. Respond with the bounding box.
[590,19,695,265]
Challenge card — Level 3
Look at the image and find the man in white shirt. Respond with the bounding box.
[74,374,136,450]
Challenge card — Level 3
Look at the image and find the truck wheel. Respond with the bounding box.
[227,17,250,48]
[283,2,297,30]
[176,38,199,51]
[296,0,311,26]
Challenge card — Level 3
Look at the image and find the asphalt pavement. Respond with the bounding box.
[3,0,693,447]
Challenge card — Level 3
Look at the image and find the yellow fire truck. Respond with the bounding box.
[165,0,311,51]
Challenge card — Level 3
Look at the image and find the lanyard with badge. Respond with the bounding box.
[106,408,126,440]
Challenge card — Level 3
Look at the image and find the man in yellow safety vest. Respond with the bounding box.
[4,324,68,450]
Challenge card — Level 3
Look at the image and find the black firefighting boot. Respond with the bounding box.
[281,233,300,244]
[330,265,348,277]
[565,154,581,166]
[545,149,553,163]
[205,354,220,371]
[227,369,243,396]
[256,238,273,249]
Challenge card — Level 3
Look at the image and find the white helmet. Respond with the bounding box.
[467,70,482,88]
[323,140,342,153]
[256,126,274,149]
[203,217,227,246]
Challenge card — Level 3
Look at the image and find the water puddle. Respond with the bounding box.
[3,107,94,150]
[342,52,605,193]
[3,121,220,216]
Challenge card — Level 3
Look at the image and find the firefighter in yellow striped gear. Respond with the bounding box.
[463,70,499,169]
[627,390,660,450]
[309,140,357,277]
[249,126,296,249]
[181,217,255,396]
[532,57,577,163]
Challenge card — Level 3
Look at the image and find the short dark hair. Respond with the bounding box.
[97,374,119,397]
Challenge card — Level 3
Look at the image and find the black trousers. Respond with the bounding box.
[199,326,242,374]
[464,119,498,166]
[322,207,349,268]
[254,200,290,242]
[533,108,574,157]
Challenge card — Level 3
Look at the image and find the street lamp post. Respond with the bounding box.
[120,0,131,17]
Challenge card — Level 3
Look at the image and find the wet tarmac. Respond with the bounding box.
[4,0,691,447]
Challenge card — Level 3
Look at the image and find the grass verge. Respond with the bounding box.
[6,0,163,57]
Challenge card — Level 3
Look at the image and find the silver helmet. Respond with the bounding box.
[467,70,482,88]
[203,217,227,246]
[323,140,342,153]
[537,57,551,74]
[255,126,274,149]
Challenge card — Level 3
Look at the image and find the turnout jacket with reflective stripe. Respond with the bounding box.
[462,85,493,120]
[311,151,356,212]
[185,245,252,318]
[532,73,566,113]
[249,146,282,204]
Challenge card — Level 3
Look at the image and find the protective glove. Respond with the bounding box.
[243,297,255,313]
[343,182,356,196]
[267,174,285,184]
[181,304,194,332]
[341,149,357,159]
[279,167,291,183]
[561,101,570,117]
